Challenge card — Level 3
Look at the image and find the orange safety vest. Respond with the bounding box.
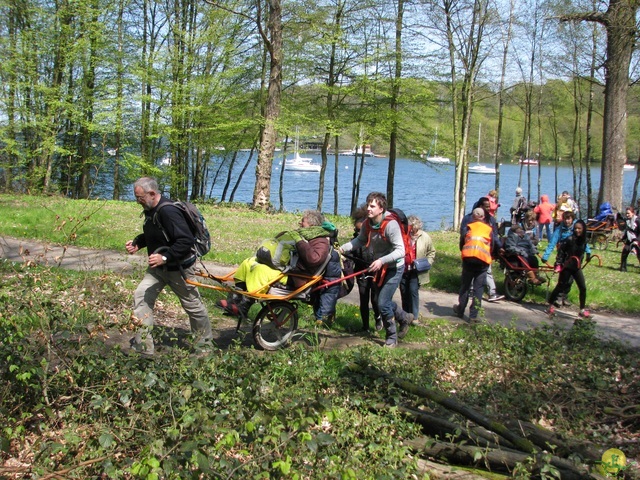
[461,221,492,265]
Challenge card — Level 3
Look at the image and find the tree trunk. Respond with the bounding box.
[252,0,282,210]
[598,0,638,211]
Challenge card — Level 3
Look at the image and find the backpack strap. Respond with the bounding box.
[152,202,172,244]
[152,201,197,263]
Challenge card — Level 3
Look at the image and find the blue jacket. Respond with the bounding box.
[542,220,591,262]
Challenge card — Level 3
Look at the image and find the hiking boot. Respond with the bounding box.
[383,339,397,348]
[562,298,572,307]
[394,307,413,324]
[398,320,412,339]
[193,336,215,354]
[487,294,504,302]
[129,335,154,357]
[579,309,590,318]
[315,316,333,328]
[375,316,383,331]
[452,304,464,319]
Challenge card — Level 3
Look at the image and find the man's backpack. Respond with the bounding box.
[155,201,211,257]
[364,207,415,268]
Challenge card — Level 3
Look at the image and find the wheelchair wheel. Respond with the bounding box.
[592,233,609,251]
[504,271,527,302]
[253,301,299,351]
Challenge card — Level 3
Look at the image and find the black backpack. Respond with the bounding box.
[154,201,211,257]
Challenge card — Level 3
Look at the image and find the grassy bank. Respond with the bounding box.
[0,193,638,314]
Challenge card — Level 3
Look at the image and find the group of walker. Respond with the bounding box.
[124,177,636,354]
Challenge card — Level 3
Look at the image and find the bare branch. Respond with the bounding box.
[554,11,607,26]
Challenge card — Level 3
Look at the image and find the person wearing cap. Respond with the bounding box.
[510,187,528,226]
[460,197,504,302]
[454,207,496,322]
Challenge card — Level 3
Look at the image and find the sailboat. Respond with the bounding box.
[423,128,451,164]
[284,128,321,172]
[468,124,496,175]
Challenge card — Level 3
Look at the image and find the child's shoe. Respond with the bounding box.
[579,309,590,318]
[545,305,555,316]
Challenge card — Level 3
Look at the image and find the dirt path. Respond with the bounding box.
[2,235,639,350]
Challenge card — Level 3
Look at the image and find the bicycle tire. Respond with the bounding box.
[504,271,527,302]
[252,301,298,351]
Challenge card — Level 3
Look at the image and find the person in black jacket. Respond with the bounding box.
[546,220,591,319]
[350,204,381,332]
[125,177,212,355]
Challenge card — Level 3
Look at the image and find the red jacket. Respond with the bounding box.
[534,195,555,224]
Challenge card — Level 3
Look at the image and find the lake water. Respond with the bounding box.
[109,152,638,231]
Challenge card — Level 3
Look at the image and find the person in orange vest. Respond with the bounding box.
[453,207,495,322]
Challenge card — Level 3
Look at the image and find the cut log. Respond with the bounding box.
[406,437,600,479]
[356,364,537,453]
[504,419,602,461]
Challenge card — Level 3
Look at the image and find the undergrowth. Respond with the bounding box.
[1,261,639,478]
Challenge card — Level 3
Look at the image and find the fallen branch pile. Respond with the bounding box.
[354,363,608,479]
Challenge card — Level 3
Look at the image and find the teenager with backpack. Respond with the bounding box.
[125,177,213,355]
[340,192,413,347]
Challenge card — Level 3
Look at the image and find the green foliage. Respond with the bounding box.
[0,260,638,478]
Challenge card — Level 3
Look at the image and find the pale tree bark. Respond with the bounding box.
[252,0,283,210]
[441,0,491,229]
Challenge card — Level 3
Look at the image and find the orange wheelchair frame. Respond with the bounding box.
[497,251,555,302]
[185,265,364,350]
